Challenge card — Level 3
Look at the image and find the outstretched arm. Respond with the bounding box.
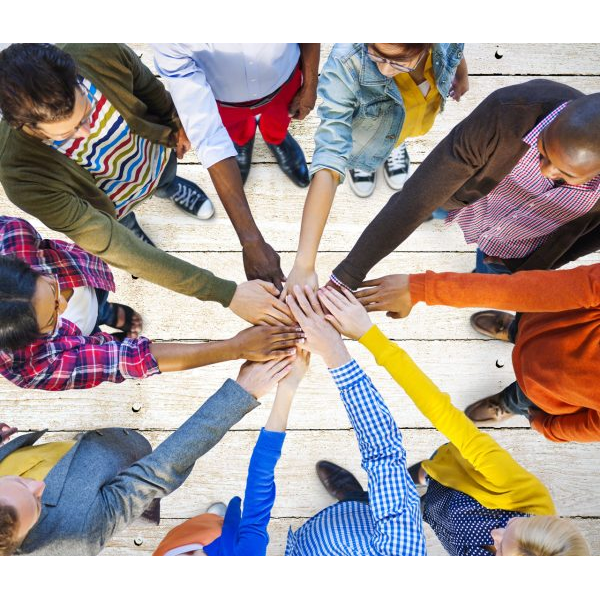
[286,286,426,555]
[150,325,304,372]
[355,266,600,317]
[153,44,285,289]
[331,91,502,289]
[230,350,310,555]
[98,358,294,540]
[320,287,554,498]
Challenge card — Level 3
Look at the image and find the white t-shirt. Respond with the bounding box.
[61,286,99,336]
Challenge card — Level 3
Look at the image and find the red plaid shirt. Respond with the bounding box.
[447,102,600,259]
[0,217,159,391]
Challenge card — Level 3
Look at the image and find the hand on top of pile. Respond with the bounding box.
[285,285,350,369]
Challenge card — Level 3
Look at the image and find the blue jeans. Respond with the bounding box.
[501,381,536,417]
[92,288,113,334]
[474,248,514,275]
[153,150,179,198]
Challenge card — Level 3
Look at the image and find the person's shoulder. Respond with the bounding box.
[486,79,583,109]
[61,43,140,75]
[329,43,361,62]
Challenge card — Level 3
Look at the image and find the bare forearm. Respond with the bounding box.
[208,157,262,244]
[296,169,338,268]
[264,385,296,432]
[150,340,238,372]
[299,43,320,90]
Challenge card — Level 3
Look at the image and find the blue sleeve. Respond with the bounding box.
[234,428,286,556]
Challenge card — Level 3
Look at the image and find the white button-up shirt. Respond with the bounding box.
[153,43,300,168]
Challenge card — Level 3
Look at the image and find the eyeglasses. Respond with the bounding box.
[43,278,62,335]
[366,45,426,74]
[35,86,95,142]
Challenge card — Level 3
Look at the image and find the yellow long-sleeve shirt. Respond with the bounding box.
[359,325,555,516]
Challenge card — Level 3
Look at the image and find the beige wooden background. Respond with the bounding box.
[0,43,599,555]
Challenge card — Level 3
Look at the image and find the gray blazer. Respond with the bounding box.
[3,379,259,555]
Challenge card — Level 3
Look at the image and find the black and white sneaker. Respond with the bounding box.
[383,143,410,191]
[159,176,215,220]
[347,168,376,198]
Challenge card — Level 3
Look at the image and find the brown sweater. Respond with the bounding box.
[409,264,600,442]
[0,43,237,306]
[333,79,600,289]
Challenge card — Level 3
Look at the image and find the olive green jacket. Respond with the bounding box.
[0,43,236,305]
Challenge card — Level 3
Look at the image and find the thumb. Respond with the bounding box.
[258,280,279,297]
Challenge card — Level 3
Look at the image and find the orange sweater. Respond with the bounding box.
[409,264,600,442]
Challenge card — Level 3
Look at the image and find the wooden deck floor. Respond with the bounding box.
[0,43,599,555]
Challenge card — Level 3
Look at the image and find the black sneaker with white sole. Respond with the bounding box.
[383,142,410,191]
[156,176,215,220]
[347,168,376,198]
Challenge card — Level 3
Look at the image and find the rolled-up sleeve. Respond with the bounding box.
[2,334,160,392]
[310,53,358,183]
[153,44,237,169]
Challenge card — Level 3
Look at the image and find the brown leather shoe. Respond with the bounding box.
[470,310,515,342]
[465,392,516,423]
[316,460,364,501]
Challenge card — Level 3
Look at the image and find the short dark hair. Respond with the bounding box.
[0,255,42,352]
[0,502,20,556]
[369,43,433,61]
[0,43,79,129]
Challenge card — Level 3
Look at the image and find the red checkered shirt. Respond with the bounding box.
[0,217,159,391]
[447,102,600,259]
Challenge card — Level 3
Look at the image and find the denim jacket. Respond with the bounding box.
[310,43,464,181]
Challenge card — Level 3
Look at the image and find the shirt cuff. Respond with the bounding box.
[358,324,390,355]
[195,131,237,169]
[329,358,365,389]
[256,428,286,453]
[408,274,427,304]
[120,336,161,378]
[329,272,353,292]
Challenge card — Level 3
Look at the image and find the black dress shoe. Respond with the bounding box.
[266,132,309,187]
[234,136,255,185]
[119,212,157,248]
[316,460,364,502]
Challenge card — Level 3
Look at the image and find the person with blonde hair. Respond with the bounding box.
[315,285,589,556]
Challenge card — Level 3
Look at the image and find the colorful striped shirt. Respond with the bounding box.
[0,217,159,391]
[447,102,600,259]
[50,77,170,218]
[285,359,426,556]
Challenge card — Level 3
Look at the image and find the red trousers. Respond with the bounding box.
[217,65,302,146]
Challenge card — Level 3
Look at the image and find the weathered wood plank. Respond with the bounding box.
[102,517,600,556]
[33,429,600,520]
[4,181,600,257]
[132,43,600,77]
[0,339,521,430]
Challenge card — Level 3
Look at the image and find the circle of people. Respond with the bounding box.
[0,43,597,557]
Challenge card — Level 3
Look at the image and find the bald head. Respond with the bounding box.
[539,94,600,185]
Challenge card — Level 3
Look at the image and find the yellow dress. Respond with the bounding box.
[394,51,442,145]
[359,325,556,515]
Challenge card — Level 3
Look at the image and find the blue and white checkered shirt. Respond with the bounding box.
[285,359,427,556]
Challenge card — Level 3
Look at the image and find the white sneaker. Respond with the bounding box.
[347,168,376,198]
[383,143,410,191]
[206,502,227,517]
